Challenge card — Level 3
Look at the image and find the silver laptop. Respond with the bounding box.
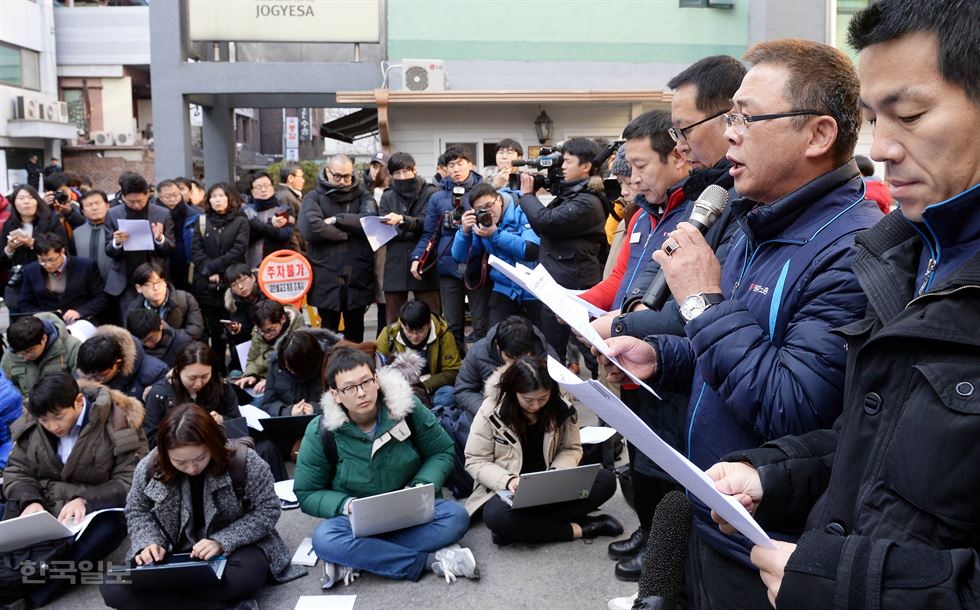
[350,483,435,537]
[497,464,601,509]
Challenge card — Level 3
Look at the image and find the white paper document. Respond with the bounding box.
[579,425,618,445]
[488,255,659,397]
[235,341,251,372]
[0,508,124,553]
[291,537,318,567]
[294,595,356,610]
[359,216,398,252]
[274,479,298,503]
[117,219,155,251]
[546,357,775,549]
[239,403,270,431]
[567,289,609,318]
[67,319,98,342]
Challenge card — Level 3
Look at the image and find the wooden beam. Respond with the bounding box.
[337,89,673,106]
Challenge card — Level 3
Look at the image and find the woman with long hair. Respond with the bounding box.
[143,341,288,480]
[464,355,620,544]
[1,185,68,309]
[190,183,249,375]
[100,403,305,609]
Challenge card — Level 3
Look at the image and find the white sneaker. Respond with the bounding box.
[608,594,638,610]
[322,561,359,589]
[432,544,480,583]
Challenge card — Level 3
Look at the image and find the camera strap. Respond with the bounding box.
[463,239,489,291]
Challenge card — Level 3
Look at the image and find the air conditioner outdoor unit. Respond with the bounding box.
[42,101,60,122]
[15,95,41,120]
[93,131,113,146]
[58,101,69,123]
[114,132,134,146]
[402,60,447,92]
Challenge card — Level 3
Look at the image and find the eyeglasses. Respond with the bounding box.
[337,376,377,397]
[722,110,822,135]
[230,277,253,290]
[327,169,353,183]
[257,324,282,338]
[141,279,166,289]
[668,109,728,143]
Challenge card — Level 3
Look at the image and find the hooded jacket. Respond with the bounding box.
[80,324,168,400]
[1,312,81,396]
[0,371,23,469]
[260,328,344,417]
[242,305,306,379]
[125,447,306,584]
[293,368,455,518]
[2,381,147,518]
[379,176,441,291]
[410,172,483,279]
[297,171,377,311]
[463,366,581,514]
[375,314,461,394]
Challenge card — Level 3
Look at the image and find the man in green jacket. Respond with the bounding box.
[1,312,81,396]
[375,300,461,407]
[293,347,478,588]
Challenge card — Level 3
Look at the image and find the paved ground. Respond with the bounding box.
[45,306,642,609]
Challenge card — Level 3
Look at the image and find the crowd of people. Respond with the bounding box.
[0,0,977,608]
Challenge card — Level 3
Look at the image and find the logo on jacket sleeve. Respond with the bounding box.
[749,283,769,295]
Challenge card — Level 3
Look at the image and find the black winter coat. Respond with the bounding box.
[732,203,980,609]
[378,177,440,292]
[1,212,68,270]
[260,328,343,417]
[143,376,241,449]
[297,172,377,311]
[190,210,249,307]
[519,178,606,289]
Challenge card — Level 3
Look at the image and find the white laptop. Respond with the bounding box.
[496,463,601,509]
[350,483,435,537]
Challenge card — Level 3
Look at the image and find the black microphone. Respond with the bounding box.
[632,490,694,610]
[640,184,730,311]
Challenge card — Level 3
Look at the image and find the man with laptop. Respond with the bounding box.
[293,347,480,588]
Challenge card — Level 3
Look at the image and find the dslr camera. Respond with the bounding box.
[508,147,563,196]
[53,190,70,205]
[443,186,466,231]
[475,208,493,227]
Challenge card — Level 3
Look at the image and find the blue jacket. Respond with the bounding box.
[450,191,540,301]
[411,172,483,279]
[651,161,883,566]
[0,370,23,469]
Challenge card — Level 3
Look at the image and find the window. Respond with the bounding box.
[443,141,480,167]
[63,89,88,133]
[0,43,40,90]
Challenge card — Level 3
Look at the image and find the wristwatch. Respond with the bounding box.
[678,292,725,323]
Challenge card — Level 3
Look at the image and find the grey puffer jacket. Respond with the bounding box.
[125,447,306,584]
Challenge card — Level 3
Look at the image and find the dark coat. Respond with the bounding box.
[244,196,294,262]
[103,203,175,296]
[17,255,108,320]
[519,178,606,289]
[145,323,192,368]
[297,171,377,311]
[142,375,241,448]
[79,325,168,401]
[730,186,980,609]
[1,212,68,271]
[379,177,441,291]
[274,184,306,253]
[652,162,882,567]
[124,283,205,340]
[260,328,343,417]
[190,210,250,307]
[2,382,147,518]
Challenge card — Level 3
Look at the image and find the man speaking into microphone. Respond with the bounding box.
[600,39,882,607]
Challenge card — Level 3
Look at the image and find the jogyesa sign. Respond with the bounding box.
[188,0,380,43]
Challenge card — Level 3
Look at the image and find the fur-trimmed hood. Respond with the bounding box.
[86,324,140,378]
[319,365,417,431]
[77,378,146,429]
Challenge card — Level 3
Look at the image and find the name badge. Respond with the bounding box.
[629,232,642,244]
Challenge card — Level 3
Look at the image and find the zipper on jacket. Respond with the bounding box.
[917,259,937,296]
[906,284,980,310]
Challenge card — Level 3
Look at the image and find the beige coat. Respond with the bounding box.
[463,368,582,515]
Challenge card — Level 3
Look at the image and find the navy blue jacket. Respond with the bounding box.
[411,172,482,279]
[18,255,108,320]
[0,370,23,469]
[651,161,882,566]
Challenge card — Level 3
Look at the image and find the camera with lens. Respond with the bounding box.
[443,186,466,231]
[475,208,493,227]
[7,265,23,288]
[53,190,70,205]
[508,147,564,196]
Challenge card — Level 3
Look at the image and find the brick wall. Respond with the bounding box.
[62,151,156,193]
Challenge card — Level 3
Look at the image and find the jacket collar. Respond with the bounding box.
[682,157,734,202]
[733,160,863,244]
[319,366,417,431]
[911,182,980,262]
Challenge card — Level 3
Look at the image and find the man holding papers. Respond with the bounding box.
[601,39,880,607]
[2,372,147,607]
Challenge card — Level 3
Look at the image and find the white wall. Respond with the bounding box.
[0,0,45,52]
[101,76,134,137]
[387,102,651,176]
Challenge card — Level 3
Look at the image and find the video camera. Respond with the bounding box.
[508,147,563,195]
